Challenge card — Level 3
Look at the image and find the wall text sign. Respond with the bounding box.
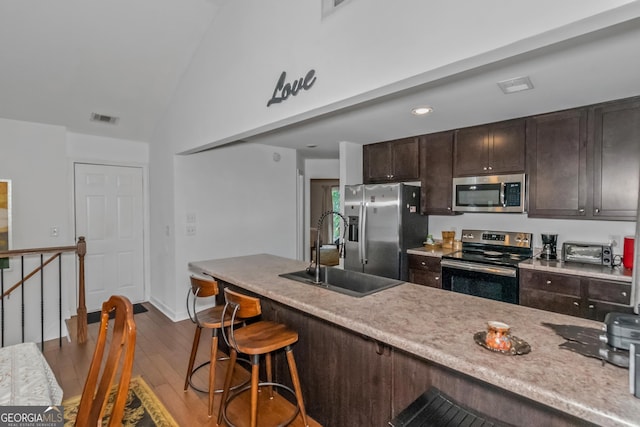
[267,69,317,107]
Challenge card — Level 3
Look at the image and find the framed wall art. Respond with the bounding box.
[0,179,11,269]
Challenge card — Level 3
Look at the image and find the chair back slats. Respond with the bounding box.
[190,275,219,298]
[223,288,261,318]
[74,295,136,427]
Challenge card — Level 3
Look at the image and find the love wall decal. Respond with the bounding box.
[267,69,317,107]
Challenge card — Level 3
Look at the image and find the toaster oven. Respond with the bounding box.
[562,241,613,267]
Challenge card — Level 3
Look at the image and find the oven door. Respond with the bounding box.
[441,259,518,304]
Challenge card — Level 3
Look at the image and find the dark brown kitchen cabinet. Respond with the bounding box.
[585,278,634,321]
[519,269,633,321]
[591,97,640,220]
[363,137,420,183]
[419,131,459,215]
[526,108,589,218]
[408,254,441,288]
[453,119,525,177]
[519,269,583,317]
[271,296,392,427]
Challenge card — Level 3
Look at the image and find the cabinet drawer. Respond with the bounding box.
[520,289,583,317]
[408,254,440,272]
[587,279,631,304]
[519,270,581,296]
[408,269,441,289]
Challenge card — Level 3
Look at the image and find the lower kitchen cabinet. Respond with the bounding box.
[519,269,633,321]
[222,281,593,426]
[408,254,441,288]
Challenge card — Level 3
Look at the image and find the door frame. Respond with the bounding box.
[70,160,150,314]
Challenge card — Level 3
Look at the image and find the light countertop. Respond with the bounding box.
[408,246,633,283]
[189,254,640,427]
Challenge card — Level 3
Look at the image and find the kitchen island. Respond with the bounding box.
[189,254,640,427]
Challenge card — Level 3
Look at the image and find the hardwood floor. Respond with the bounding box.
[43,302,320,427]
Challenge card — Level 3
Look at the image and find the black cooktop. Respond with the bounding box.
[442,248,532,268]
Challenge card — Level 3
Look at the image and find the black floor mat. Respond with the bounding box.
[86,303,148,324]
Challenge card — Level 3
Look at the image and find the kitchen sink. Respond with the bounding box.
[279,267,403,297]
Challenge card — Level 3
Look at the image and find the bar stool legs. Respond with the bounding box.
[217,348,309,427]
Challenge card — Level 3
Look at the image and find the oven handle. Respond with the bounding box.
[441,259,517,278]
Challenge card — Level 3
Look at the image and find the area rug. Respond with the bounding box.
[86,303,148,324]
[63,376,178,427]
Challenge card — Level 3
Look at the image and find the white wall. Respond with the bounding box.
[162,0,634,154]
[429,214,636,256]
[163,143,297,320]
[0,120,152,344]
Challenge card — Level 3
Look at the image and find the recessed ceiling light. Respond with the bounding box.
[411,106,433,116]
[306,144,317,148]
[90,112,119,124]
[497,76,534,94]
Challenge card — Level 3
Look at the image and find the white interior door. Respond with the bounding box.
[74,163,144,311]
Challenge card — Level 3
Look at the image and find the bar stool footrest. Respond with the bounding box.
[223,381,301,427]
[187,356,252,394]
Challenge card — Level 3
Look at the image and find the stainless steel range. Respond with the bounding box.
[441,229,533,304]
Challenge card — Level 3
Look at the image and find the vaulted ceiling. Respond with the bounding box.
[1,1,639,159]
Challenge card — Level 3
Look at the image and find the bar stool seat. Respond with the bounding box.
[218,288,309,427]
[183,275,249,417]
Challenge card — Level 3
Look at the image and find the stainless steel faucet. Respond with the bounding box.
[314,210,348,284]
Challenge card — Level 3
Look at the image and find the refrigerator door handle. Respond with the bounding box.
[361,202,368,264]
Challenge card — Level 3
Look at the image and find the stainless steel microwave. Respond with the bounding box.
[452,173,526,213]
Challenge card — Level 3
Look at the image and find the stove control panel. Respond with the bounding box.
[461,229,532,249]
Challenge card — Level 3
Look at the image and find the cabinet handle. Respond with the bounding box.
[488,166,493,170]
[578,208,585,214]
[389,174,394,179]
[588,304,595,309]
[622,291,628,297]
[447,207,451,211]
[435,276,440,280]
[594,208,600,214]
[421,262,426,266]
[546,280,552,285]
[483,166,488,171]
[573,301,580,307]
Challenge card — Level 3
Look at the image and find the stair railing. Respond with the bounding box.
[0,236,87,348]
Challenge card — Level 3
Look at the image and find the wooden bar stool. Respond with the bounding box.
[217,288,309,427]
[183,275,249,417]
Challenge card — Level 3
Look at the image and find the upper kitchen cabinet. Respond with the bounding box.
[419,131,458,215]
[590,97,640,220]
[363,137,420,183]
[526,108,589,218]
[453,119,525,177]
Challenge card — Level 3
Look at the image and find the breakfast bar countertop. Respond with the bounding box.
[189,254,640,427]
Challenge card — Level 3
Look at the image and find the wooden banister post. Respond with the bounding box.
[76,236,87,344]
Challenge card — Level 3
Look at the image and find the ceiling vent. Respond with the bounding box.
[322,0,352,18]
[90,112,119,125]
[497,76,534,94]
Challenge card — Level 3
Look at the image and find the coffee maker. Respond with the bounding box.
[540,233,558,260]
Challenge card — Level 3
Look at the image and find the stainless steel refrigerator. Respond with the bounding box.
[344,183,429,281]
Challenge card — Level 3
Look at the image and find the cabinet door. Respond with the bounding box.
[453,125,488,176]
[420,131,456,215]
[519,270,583,317]
[591,97,640,220]
[363,142,391,183]
[526,109,589,218]
[585,278,634,320]
[273,301,392,427]
[391,137,420,181]
[489,119,525,174]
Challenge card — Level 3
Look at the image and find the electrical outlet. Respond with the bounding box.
[609,234,620,247]
[186,225,196,236]
[50,227,59,237]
